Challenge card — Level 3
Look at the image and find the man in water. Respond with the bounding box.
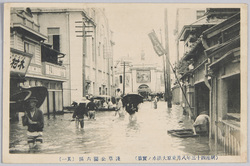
[125,102,139,121]
[115,98,125,118]
[87,98,98,119]
[72,103,88,128]
[22,97,44,152]
[193,111,210,135]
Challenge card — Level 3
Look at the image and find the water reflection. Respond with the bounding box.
[10,102,225,155]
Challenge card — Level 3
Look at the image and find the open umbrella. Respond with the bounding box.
[73,97,90,104]
[122,93,144,105]
[10,86,48,112]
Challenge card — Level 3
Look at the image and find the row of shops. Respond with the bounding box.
[173,8,241,155]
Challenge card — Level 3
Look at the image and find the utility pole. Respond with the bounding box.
[75,13,94,97]
[164,9,172,108]
[175,9,180,64]
[123,61,125,95]
[160,29,168,102]
[82,19,87,97]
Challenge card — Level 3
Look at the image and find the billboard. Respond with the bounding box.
[136,70,151,83]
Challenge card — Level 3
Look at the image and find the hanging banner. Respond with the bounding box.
[148,30,166,56]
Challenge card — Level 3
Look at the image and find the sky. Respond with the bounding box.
[104,4,178,66]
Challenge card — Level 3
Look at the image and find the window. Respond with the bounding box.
[92,37,95,62]
[119,75,123,84]
[227,75,240,114]
[24,42,35,63]
[99,87,101,95]
[47,28,60,51]
[98,42,101,56]
[196,10,205,19]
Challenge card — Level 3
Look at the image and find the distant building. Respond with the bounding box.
[114,51,164,99]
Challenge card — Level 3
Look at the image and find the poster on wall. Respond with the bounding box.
[136,70,151,83]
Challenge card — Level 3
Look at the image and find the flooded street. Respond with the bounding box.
[10,101,225,155]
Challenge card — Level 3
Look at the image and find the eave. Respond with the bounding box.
[12,23,47,41]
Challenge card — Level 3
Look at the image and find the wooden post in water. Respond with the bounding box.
[164,9,172,108]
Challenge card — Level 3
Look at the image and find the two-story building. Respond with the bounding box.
[177,8,241,155]
[203,12,241,155]
[10,8,67,117]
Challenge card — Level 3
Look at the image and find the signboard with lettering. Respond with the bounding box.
[10,52,32,76]
[136,70,151,83]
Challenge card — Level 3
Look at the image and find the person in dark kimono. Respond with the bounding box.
[22,97,44,151]
[72,103,88,128]
[86,98,98,119]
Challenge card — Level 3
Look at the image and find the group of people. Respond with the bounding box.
[21,95,210,153]
[102,99,115,109]
[72,98,97,128]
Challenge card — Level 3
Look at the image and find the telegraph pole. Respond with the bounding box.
[123,61,125,95]
[160,29,167,102]
[164,9,172,108]
[75,14,94,97]
[82,19,87,97]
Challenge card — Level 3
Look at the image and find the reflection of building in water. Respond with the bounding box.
[114,50,164,99]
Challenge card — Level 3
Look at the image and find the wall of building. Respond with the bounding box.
[35,11,72,106]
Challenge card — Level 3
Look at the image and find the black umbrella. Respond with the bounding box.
[122,93,143,105]
[10,86,48,112]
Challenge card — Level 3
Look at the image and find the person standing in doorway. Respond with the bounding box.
[22,97,44,152]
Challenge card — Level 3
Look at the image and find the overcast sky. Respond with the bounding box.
[104,4,177,66]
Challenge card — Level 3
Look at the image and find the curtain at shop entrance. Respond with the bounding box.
[195,82,209,117]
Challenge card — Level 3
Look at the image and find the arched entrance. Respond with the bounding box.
[138,84,151,99]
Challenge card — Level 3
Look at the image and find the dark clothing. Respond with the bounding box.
[72,103,88,119]
[86,101,97,110]
[23,108,44,132]
[125,103,138,115]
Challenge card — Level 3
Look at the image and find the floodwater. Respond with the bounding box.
[9,101,225,155]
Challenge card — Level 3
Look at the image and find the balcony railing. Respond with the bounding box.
[42,62,66,79]
[11,12,40,32]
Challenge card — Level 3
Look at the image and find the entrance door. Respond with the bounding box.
[195,82,209,116]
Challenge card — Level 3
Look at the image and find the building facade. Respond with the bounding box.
[176,8,241,155]
[32,8,115,106]
[10,8,67,117]
[114,54,164,99]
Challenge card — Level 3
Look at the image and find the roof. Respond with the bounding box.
[202,12,240,38]
[204,35,240,57]
[178,25,203,41]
